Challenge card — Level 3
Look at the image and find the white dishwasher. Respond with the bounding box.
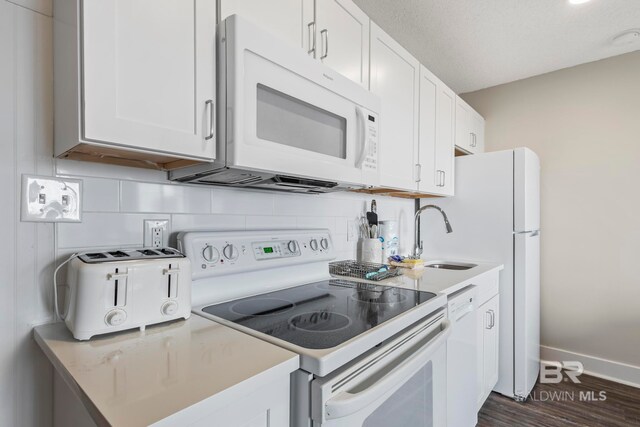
[446,285,478,427]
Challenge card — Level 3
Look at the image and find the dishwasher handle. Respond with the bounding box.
[324,320,451,421]
[452,302,475,321]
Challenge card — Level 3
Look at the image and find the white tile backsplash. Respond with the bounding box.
[171,213,245,232]
[120,181,211,214]
[57,213,170,248]
[55,171,415,256]
[246,215,294,230]
[211,188,275,215]
[81,177,119,212]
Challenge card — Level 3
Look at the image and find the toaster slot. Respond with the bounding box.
[164,264,180,299]
[108,268,128,307]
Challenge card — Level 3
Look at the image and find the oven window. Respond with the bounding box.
[256,84,347,159]
[363,362,434,427]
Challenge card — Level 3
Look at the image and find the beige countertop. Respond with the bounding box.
[34,315,299,427]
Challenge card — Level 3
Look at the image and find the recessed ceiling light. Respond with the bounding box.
[612,29,640,46]
[568,0,591,4]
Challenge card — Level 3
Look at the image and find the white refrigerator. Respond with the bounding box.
[420,147,540,401]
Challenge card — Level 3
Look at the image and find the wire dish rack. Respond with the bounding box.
[329,260,402,281]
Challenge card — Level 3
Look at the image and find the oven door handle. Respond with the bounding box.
[324,319,451,421]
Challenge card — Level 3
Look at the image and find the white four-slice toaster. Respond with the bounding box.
[63,248,191,340]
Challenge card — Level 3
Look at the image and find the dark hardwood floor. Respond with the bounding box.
[478,374,640,426]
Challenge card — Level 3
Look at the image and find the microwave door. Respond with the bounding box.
[223,16,380,186]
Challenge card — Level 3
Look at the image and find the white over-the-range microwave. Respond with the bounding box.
[170,15,381,193]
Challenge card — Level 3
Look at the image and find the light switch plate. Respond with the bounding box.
[21,175,82,222]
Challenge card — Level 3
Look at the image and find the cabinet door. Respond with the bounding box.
[82,0,216,159]
[315,0,369,87]
[482,295,500,403]
[471,111,485,153]
[417,66,438,193]
[455,96,472,154]
[435,84,455,195]
[370,23,420,191]
[220,0,312,51]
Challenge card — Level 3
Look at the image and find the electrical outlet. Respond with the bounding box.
[21,175,82,222]
[144,220,169,248]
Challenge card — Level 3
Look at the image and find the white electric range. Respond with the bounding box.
[178,229,450,427]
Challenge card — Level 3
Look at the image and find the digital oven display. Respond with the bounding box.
[263,247,274,254]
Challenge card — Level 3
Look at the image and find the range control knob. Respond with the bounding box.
[161,301,178,316]
[105,309,127,326]
[223,244,239,261]
[320,238,329,250]
[202,245,220,263]
[287,240,298,252]
[309,239,319,251]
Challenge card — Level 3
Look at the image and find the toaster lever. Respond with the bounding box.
[107,272,129,280]
[163,267,180,275]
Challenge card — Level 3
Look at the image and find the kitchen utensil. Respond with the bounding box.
[366,199,378,226]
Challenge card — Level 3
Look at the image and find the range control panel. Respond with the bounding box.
[177,229,335,280]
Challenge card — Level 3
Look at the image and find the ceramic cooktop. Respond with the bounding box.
[201,279,437,349]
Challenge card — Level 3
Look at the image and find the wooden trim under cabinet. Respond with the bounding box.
[57,143,205,171]
[350,187,444,199]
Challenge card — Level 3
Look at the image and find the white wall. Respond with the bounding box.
[462,51,640,376]
[0,2,415,425]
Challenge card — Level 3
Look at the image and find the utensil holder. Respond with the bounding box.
[357,238,383,264]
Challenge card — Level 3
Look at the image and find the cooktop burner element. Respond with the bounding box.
[288,311,352,333]
[201,279,437,349]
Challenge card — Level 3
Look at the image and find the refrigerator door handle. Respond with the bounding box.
[514,230,540,236]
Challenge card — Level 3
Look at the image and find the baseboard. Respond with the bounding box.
[541,345,640,389]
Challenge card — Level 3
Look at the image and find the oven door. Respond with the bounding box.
[222,15,380,187]
[311,312,451,427]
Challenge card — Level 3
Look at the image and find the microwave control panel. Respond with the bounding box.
[362,111,379,171]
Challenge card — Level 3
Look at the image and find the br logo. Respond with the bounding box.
[540,361,584,384]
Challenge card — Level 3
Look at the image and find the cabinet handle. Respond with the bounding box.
[320,29,328,59]
[415,164,421,182]
[308,22,316,56]
[485,311,492,329]
[441,171,446,187]
[470,132,477,147]
[487,309,496,329]
[205,99,214,141]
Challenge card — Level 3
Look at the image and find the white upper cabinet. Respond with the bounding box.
[417,67,438,194]
[370,23,420,191]
[315,0,370,87]
[455,96,485,155]
[220,0,312,50]
[471,109,486,153]
[435,84,456,195]
[54,0,217,168]
[418,66,455,196]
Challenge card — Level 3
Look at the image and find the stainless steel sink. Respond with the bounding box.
[425,261,477,271]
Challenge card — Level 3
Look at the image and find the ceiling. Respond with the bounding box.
[353,0,640,93]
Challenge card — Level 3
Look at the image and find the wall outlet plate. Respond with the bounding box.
[144,220,169,248]
[21,175,82,222]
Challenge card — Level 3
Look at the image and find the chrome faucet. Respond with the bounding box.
[413,205,453,258]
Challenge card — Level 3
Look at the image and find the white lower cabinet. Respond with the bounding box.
[477,293,500,409]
